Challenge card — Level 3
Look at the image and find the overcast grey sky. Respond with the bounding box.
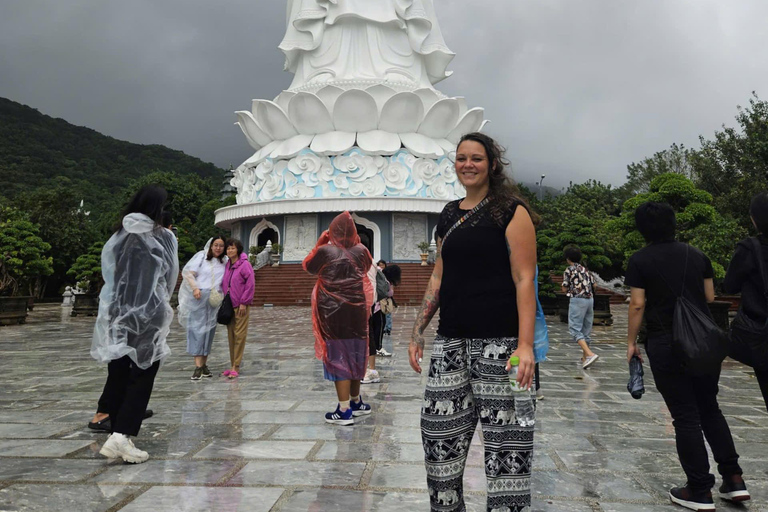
[2,0,767,189]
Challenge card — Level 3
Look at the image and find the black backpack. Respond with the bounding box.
[660,245,728,374]
[375,268,389,302]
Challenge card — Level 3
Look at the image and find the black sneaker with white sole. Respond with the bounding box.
[201,365,213,378]
[669,486,715,511]
[190,367,203,381]
[719,474,750,502]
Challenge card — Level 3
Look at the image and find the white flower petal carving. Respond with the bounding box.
[361,175,387,196]
[400,133,444,159]
[287,152,333,188]
[413,88,440,112]
[379,92,423,133]
[254,100,299,141]
[382,162,410,191]
[274,91,295,113]
[418,99,460,139]
[235,111,271,150]
[439,158,457,183]
[365,84,397,110]
[333,175,350,190]
[288,92,334,134]
[427,176,452,199]
[243,140,282,168]
[315,85,344,112]
[357,130,402,155]
[413,158,441,186]
[270,134,315,160]
[333,90,378,132]
[285,182,316,199]
[447,107,485,144]
[310,131,356,155]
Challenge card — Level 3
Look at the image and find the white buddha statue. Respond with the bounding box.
[279,0,455,90]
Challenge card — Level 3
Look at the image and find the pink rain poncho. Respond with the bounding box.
[303,211,374,381]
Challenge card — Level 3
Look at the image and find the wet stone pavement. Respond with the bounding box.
[0,303,766,512]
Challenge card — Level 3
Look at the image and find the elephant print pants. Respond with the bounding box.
[421,336,534,512]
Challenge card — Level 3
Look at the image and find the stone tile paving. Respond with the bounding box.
[0,303,766,511]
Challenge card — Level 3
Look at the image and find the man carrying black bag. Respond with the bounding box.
[723,191,768,412]
[625,202,750,511]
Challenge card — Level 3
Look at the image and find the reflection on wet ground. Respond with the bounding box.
[0,304,765,511]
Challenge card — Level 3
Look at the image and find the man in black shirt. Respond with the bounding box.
[723,192,768,411]
[625,202,749,510]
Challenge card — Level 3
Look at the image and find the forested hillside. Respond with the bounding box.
[0,97,223,213]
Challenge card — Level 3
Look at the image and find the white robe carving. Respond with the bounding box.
[279,0,454,89]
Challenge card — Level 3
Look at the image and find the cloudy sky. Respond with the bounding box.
[2,0,767,189]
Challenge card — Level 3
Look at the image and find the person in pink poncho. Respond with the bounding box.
[303,211,374,425]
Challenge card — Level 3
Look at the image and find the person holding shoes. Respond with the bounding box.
[562,245,599,369]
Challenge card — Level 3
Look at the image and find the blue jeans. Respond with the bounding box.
[568,297,593,344]
[385,313,392,333]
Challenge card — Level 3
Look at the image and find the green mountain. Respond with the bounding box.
[0,97,224,209]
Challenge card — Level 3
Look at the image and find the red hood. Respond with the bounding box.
[328,211,360,249]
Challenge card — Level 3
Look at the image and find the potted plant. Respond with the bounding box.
[0,209,53,325]
[66,241,104,317]
[248,245,266,266]
[417,241,430,266]
[270,243,282,266]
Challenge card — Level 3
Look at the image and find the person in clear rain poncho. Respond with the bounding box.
[303,211,374,425]
[178,236,226,381]
[91,185,179,464]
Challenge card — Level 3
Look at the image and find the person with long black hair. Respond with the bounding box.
[409,132,538,511]
[91,185,179,463]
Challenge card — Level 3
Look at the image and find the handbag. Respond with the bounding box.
[379,297,396,315]
[208,260,224,308]
[216,268,235,325]
[731,237,768,336]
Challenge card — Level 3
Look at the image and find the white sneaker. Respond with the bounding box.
[583,354,599,369]
[535,390,544,400]
[361,369,380,384]
[376,348,392,357]
[100,433,149,463]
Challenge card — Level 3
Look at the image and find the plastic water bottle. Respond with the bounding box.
[508,356,535,427]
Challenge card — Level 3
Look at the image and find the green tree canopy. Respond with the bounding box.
[0,207,53,296]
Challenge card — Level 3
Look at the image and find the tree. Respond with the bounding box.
[536,180,624,278]
[609,173,745,278]
[67,242,105,294]
[12,177,98,296]
[688,93,768,233]
[621,143,695,196]
[0,207,53,296]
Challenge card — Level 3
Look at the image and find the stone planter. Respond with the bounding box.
[420,253,428,266]
[270,252,281,266]
[538,295,557,316]
[708,300,731,331]
[0,296,32,325]
[556,293,613,326]
[71,293,99,317]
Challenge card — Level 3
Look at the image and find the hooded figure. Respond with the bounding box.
[91,212,179,370]
[303,211,374,380]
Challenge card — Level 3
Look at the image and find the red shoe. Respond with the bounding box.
[221,370,232,377]
[228,370,239,379]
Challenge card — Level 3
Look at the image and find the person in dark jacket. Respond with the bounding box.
[625,202,749,510]
[723,191,768,412]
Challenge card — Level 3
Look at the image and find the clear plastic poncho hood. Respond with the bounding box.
[303,211,374,380]
[91,213,179,369]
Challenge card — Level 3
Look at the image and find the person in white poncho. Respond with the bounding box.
[177,236,226,381]
[92,185,179,464]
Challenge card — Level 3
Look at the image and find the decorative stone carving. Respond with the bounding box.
[393,214,427,261]
[280,0,454,90]
[283,215,318,261]
[233,148,466,205]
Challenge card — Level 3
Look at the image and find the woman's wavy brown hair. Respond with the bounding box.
[457,132,540,226]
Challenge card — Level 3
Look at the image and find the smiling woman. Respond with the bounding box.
[409,132,540,512]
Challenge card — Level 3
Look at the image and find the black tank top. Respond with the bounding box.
[436,198,520,339]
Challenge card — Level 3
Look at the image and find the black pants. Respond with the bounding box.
[648,334,742,491]
[100,356,160,437]
[729,324,768,413]
[368,308,385,356]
